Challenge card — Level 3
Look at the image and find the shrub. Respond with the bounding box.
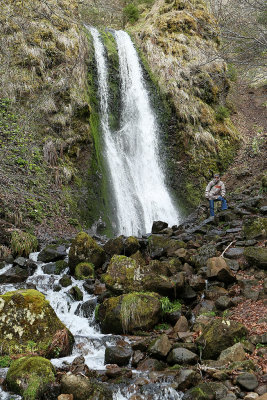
[11,231,38,257]
[215,105,230,122]
[123,3,139,23]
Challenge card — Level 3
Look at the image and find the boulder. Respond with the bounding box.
[0,265,31,283]
[244,247,267,269]
[167,348,198,365]
[197,319,247,359]
[38,244,67,263]
[183,382,228,400]
[0,289,74,356]
[105,345,132,366]
[75,299,97,318]
[68,286,83,301]
[75,262,95,280]
[173,316,189,333]
[124,236,140,256]
[218,342,246,363]
[191,244,217,269]
[152,221,168,233]
[6,356,55,399]
[224,248,244,259]
[243,217,267,239]
[236,372,258,390]
[148,235,179,259]
[215,296,233,310]
[176,369,201,391]
[60,373,112,400]
[59,274,72,287]
[206,257,236,283]
[68,232,105,274]
[103,236,124,256]
[98,292,161,334]
[42,260,68,275]
[148,334,172,358]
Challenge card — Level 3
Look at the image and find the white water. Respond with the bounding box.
[89,27,179,236]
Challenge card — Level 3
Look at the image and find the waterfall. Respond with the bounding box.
[89,27,180,236]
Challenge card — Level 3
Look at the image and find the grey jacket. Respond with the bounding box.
[205,179,226,200]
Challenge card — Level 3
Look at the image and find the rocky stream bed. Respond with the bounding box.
[0,191,266,400]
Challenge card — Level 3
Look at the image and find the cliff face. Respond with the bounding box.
[0,0,97,236]
[129,0,240,206]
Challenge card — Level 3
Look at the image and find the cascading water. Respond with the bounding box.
[89,27,179,236]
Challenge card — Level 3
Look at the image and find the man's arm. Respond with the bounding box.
[221,182,226,197]
[205,181,212,199]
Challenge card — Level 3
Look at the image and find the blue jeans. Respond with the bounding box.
[209,196,228,216]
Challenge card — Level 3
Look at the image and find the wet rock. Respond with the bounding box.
[60,373,112,400]
[43,260,68,275]
[38,244,67,263]
[181,284,197,300]
[148,334,171,358]
[75,262,94,280]
[0,265,30,283]
[98,292,161,334]
[218,343,246,363]
[152,221,168,233]
[197,318,247,359]
[236,372,258,390]
[94,282,106,295]
[206,257,236,284]
[68,286,83,301]
[105,345,132,366]
[244,394,259,400]
[183,382,228,400]
[224,248,244,259]
[189,274,206,291]
[70,356,89,376]
[215,296,233,310]
[6,356,55,399]
[132,350,145,367]
[176,369,201,391]
[75,299,97,318]
[191,244,217,269]
[164,309,182,325]
[136,358,166,371]
[68,232,105,274]
[167,348,198,365]
[244,247,267,269]
[104,236,124,256]
[59,274,72,287]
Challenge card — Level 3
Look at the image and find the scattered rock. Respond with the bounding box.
[148,334,172,358]
[218,343,246,363]
[206,257,236,283]
[167,348,198,365]
[105,345,132,366]
[60,373,112,400]
[236,372,258,390]
[38,244,67,263]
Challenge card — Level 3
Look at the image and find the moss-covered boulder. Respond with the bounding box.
[98,292,161,334]
[61,373,112,400]
[102,255,142,294]
[197,318,248,359]
[244,247,267,269]
[0,289,74,357]
[103,235,125,256]
[68,232,105,274]
[6,356,55,400]
[75,262,95,280]
[124,236,140,256]
[243,217,267,239]
[148,235,180,258]
[183,382,228,400]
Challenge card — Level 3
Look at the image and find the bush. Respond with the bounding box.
[215,105,230,122]
[11,230,38,257]
[123,3,139,23]
[227,63,238,82]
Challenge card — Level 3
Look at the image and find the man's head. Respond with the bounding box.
[214,173,220,181]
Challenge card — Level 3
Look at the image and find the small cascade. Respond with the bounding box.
[89,27,179,236]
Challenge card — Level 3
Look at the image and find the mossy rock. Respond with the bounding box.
[243,217,267,239]
[55,259,68,273]
[0,289,74,357]
[68,232,105,274]
[244,247,267,269]
[183,382,228,400]
[61,373,112,400]
[68,286,83,301]
[6,356,55,400]
[148,235,180,258]
[11,231,38,258]
[103,235,124,256]
[75,262,95,280]
[197,318,247,360]
[124,236,140,256]
[98,292,161,334]
[59,274,72,287]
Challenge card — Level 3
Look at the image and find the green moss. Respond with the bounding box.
[0,355,12,367]
[6,356,55,400]
[55,260,68,274]
[75,262,95,280]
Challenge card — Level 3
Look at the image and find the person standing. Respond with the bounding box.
[205,173,228,217]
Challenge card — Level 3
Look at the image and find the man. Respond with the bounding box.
[205,173,228,217]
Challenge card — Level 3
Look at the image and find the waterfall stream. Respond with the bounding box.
[89,27,179,237]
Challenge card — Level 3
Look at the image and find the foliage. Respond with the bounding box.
[154,323,171,330]
[10,230,38,257]
[123,3,140,23]
[0,355,12,368]
[227,64,238,82]
[160,297,182,314]
[215,105,230,121]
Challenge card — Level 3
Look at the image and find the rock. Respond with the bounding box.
[225,258,240,272]
[260,206,267,214]
[243,217,267,239]
[183,382,228,400]
[75,299,97,318]
[215,296,233,310]
[244,247,267,269]
[236,372,258,390]
[60,373,112,400]
[0,289,74,357]
[206,257,236,283]
[68,286,83,301]
[148,334,172,358]
[256,388,267,397]
[167,348,198,365]
[218,343,246,363]
[105,345,132,366]
[224,248,244,259]
[257,395,267,400]
[244,394,259,400]
[197,319,247,359]
[191,244,217,269]
[136,358,166,371]
[0,265,31,283]
[75,262,94,280]
[94,282,106,295]
[70,356,89,376]
[42,260,68,275]
[124,236,140,256]
[98,292,161,334]
[176,369,201,391]
[38,244,67,263]
[59,275,72,287]
[181,284,197,300]
[103,236,124,256]
[173,316,189,333]
[68,232,105,274]
[132,350,145,367]
[148,235,179,259]
[58,395,74,400]
[6,356,55,399]
[189,275,206,291]
[152,221,168,233]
